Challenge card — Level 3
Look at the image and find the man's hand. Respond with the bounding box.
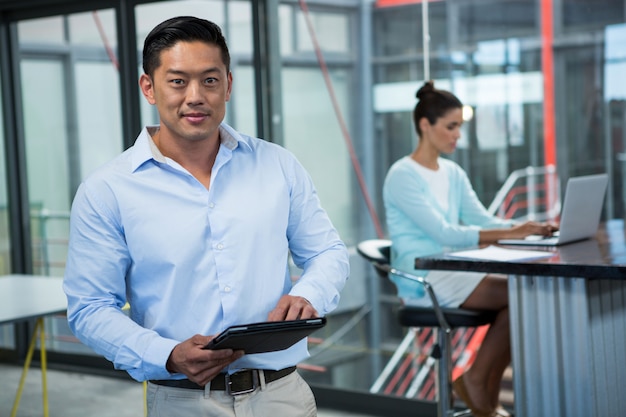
[166,334,244,386]
[267,295,318,321]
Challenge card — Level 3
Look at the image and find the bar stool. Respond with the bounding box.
[357,239,497,417]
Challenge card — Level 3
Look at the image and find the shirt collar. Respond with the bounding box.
[130,122,251,172]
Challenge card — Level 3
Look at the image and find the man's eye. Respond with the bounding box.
[171,79,185,85]
[204,78,217,85]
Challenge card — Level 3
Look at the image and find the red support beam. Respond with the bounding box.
[541,0,557,167]
[541,0,558,213]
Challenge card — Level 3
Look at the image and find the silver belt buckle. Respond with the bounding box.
[226,369,259,396]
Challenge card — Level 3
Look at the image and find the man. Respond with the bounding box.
[63,16,349,417]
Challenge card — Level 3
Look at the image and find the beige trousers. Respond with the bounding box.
[146,371,317,417]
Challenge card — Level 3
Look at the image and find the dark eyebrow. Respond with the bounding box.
[165,67,223,77]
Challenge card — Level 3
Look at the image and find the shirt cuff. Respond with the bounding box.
[134,337,180,381]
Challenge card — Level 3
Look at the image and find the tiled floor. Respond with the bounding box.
[0,363,374,417]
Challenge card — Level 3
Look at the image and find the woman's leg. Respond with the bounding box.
[484,308,511,407]
[456,275,510,412]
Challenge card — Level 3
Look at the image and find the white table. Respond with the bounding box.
[0,274,66,324]
[0,274,66,417]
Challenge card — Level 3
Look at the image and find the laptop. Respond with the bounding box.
[497,173,608,246]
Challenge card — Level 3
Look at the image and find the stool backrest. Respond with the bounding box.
[356,239,392,280]
[358,239,499,330]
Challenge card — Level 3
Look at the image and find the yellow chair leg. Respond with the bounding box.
[143,380,148,416]
[40,318,49,417]
[11,318,48,417]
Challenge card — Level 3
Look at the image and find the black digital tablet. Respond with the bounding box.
[203,317,326,354]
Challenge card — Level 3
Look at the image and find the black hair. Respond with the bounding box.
[142,16,231,77]
[412,81,463,137]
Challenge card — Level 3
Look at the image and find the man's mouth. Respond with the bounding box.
[184,113,208,123]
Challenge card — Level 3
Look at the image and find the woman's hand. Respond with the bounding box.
[480,221,559,244]
[508,221,559,239]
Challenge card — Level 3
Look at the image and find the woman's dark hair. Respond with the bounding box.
[142,16,231,77]
[413,81,463,137]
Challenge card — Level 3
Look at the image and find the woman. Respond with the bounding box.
[383,81,557,417]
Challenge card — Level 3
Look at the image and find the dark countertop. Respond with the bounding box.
[414,219,626,280]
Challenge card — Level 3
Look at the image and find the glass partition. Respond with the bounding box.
[0,48,13,348]
[282,67,354,244]
[0,87,8,276]
[17,16,65,44]
[369,0,626,406]
[21,59,70,277]
[372,0,623,212]
[13,9,122,355]
[19,10,122,278]
[276,2,386,396]
[605,23,626,218]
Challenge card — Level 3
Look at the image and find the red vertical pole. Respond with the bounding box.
[541,0,556,166]
[541,0,558,216]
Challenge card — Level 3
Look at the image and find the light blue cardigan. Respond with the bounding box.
[383,156,514,298]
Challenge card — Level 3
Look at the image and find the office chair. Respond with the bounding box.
[357,239,497,417]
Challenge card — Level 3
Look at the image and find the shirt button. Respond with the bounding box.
[224,286,232,293]
[217,243,224,250]
[209,202,215,208]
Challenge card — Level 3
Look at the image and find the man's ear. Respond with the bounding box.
[225,71,233,102]
[139,74,156,105]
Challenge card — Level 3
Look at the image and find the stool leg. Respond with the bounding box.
[436,327,454,417]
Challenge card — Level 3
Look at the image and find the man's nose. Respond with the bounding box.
[186,82,204,105]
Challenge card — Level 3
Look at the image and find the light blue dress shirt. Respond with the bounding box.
[383,156,514,299]
[63,123,349,382]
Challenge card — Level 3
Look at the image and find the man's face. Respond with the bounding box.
[139,41,232,143]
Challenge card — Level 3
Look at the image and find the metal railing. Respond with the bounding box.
[31,208,70,277]
[487,165,560,221]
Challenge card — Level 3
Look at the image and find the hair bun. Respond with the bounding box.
[416,80,436,99]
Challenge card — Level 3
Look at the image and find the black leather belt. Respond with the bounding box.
[149,366,296,396]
